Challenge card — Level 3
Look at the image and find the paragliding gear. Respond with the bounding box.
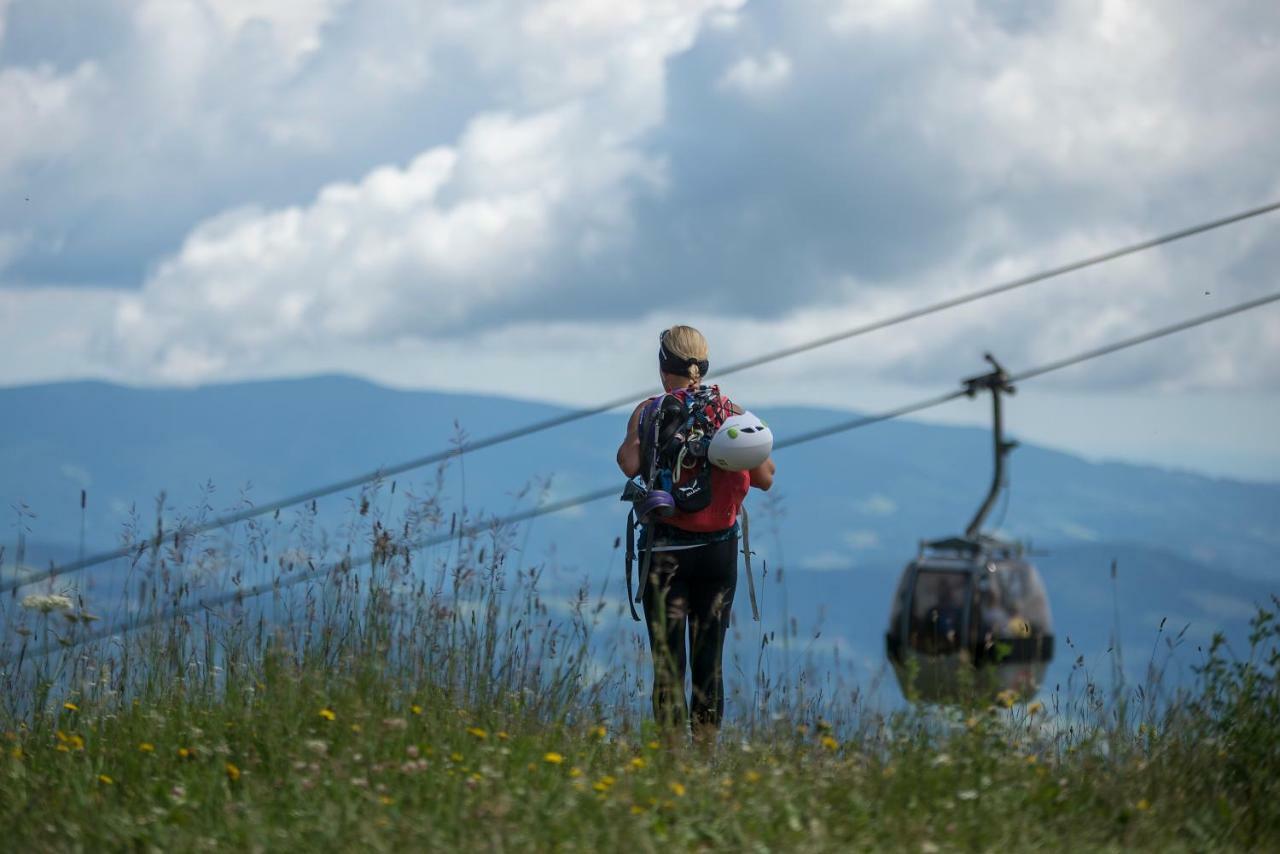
[659,330,709,379]
[708,411,773,472]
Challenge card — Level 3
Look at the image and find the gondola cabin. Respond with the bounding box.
[884,354,1054,704]
[885,535,1053,703]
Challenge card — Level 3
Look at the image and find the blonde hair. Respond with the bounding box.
[661,325,709,384]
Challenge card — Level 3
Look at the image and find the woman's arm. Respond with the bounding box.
[616,402,647,477]
[749,457,775,491]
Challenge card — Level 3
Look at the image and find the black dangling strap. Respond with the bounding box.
[625,509,640,622]
[636,523,653,611]
[741,506,760,622]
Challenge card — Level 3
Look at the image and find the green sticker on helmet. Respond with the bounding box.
[728,427,740,439]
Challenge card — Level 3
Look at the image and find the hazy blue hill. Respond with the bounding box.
[2,375,1276,700]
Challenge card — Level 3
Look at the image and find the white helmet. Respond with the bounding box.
[708,411,773,472]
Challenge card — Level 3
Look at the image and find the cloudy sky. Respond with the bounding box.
[2,0,1278,479]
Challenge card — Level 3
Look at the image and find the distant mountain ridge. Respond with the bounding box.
[3,375,1276,696]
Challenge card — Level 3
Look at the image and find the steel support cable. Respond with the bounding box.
[6,199,1279,597]
[14,289,1278,661]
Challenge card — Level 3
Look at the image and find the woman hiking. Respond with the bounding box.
[616,325,775,742]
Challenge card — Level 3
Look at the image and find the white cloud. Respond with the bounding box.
[1,0,1278,477]
[856,495,898,517]
[844,529,880,549]
[717,50,792,97]
[800,550,852,571]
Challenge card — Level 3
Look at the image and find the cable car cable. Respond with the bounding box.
[20,289,1280,660]
[9,200,1276,596]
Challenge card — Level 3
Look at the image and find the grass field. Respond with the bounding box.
[2,482,1277,851]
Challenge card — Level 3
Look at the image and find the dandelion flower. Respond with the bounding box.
[629,757,647,770]
[820,735,839,751]
[497,731,509,741]
[138,742,155,753]
[647,740,660,750]
[669,782,686,797]
[178,747,192,759]
[744,770,762,784]
[225,762,241,781]
[466,727,488,740]
[318,708,336,722]
[450,752,464,763]
[590,725,606,739]
[569,767,583,779]
[1027,701,1044,716]
[543,752,564,765]
[350,724,362,734]
[62,702,79,712]
[410,704,423,716]
[98,774,114,785]
[995,689,1018,709]
[630,805,646,815]
[1136,798,1151,811]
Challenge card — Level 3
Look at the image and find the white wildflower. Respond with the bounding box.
[957,789,979,801]
[21,594,74,614]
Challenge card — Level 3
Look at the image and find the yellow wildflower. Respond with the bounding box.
[543,752,564,765]
[68,734,84,751]
[410,704,423,715]
[1137,798,1151,811]
[569,767,583,778]
[497,731,509,741]
[630,804,646,815]
[820,735,839,751]
[647,740,660,750]
[63,702,79,713]
[466,727,488,740]
[450,752,464,763]
[1027,701,1044,716]
[995,689,1018,709]
[630,757,647,771]
[744,770,761,784]
[380,795,394,806]
[319,708,336,721]
[10,747,22,760]
[589,725,606,739]
[669,782,686,798]
[225,762,241,782]
[98,774,113,785]
[138,742,155,753]
[178,747,192,759]
[350,724,362,733]
[1025,754,1038,765]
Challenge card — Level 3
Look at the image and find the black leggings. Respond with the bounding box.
[642,536,738,733]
